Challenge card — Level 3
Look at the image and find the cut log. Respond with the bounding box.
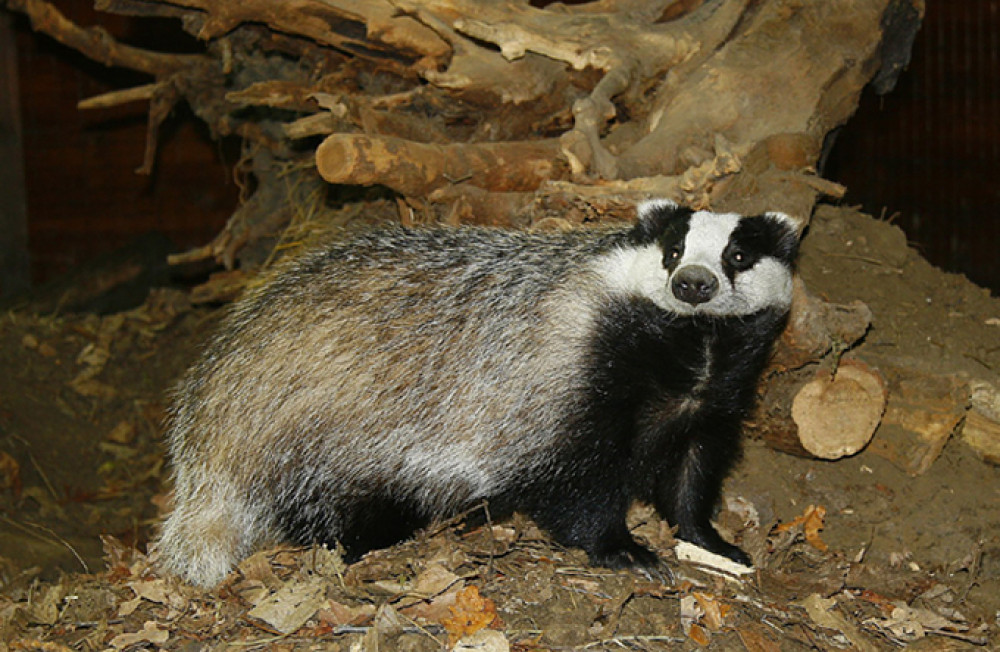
[960,380,1000,466]
[751,359,887,460]
[791,360,888,459]
[772,277,873,371]
[867,370,968,476]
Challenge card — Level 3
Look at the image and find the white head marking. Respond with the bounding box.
[597,207,795,317]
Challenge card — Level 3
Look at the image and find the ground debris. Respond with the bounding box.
[1,520,993,651]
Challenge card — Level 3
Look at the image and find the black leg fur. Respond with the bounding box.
[657,419,751,566]
[579,299,787,570]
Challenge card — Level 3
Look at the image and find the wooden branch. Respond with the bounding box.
[315,134,563,196]
[395,0,704,73]
[560,62,637,178]
[77,82,163,110]
[414,7,567,106]
[428,185,534,227]
[136,0,450,67]
[137,82,181,175]
[8,0,206,77]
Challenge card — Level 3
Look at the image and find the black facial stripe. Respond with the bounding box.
[658,218,691,272]
[730,215,800,264]
[721,245,759,283]
[629,203,694,247]
[719,215,798,282]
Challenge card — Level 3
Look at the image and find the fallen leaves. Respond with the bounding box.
[681,591,733,646]
[246,578,327,634]
[0,452,22,497]
[441,585,502,646]
[774,504,829,552]
[108,620,169,649]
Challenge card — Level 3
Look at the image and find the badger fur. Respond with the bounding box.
[158,200,799,587]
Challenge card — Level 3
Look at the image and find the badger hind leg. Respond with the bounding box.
[157,479,270,588]
[273,488,431,563]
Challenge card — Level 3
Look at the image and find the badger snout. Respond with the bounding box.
[671,265,719,305]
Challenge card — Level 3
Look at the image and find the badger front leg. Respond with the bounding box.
[528,466,659,569]
[656,419,751,567]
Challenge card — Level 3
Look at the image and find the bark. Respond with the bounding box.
[316,134,563,196]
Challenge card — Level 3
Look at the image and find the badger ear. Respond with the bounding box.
[631,199,689,244]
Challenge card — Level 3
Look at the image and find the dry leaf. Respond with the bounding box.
[0,452,22,497]
[400,581,463,622]
[452,629,510,652]
[410,563,463,597]
[318,600,377,626]
[26,585,64,626]
[680,594,706,644]
[736,624,781,652]
[688,622,710,646]
[127,579,170,605]
[774,504,829,552]
[246,579,326,634]
[109,620,169,649]
[441,585,499,646]
[692,592,729,631]
[799,594,878,652]
[863,601,969,642]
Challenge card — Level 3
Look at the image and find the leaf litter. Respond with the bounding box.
[1,206,1000,649]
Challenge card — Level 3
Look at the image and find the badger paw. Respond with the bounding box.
[588,538,660,569]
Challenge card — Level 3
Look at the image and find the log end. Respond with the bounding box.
[790,360,887,460]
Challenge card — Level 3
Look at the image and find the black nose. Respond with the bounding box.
[671,266,719,305]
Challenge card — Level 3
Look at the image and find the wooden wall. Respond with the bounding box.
[1,11,29,298]
[10,1,239,287]
[825,0,1000,294]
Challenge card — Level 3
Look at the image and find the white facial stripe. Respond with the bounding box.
[733,258,794,311]
[765,211,798,229]
[682,212,740,271]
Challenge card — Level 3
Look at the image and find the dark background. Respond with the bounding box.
[824,0,1000,294]
[2,1,998,294]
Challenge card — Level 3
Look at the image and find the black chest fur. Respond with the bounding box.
[516,296,787,568]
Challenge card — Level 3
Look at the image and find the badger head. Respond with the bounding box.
[605,200,799,317]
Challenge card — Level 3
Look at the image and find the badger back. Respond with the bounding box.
[166,226,623,514]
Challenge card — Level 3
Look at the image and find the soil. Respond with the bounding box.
[1,204,999,650]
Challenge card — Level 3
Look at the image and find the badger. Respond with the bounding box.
[157,200,799,587]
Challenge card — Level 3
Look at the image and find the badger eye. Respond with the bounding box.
[669,247,681,260]
[733,252,744,263]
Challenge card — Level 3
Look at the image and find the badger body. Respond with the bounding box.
[159,201,799,587]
